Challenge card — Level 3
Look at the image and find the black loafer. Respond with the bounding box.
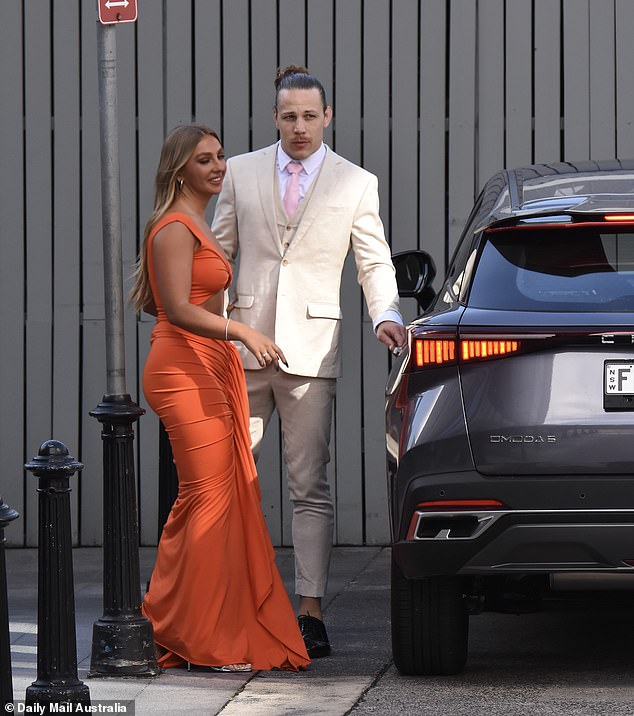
[297,614,331,658]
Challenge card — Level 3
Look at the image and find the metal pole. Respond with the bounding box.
[0,498,19,709]
[97,22,126,398]
[24,441,90,709]
[89,22,158,678]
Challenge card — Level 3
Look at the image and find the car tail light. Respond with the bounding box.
[411,331,458,368]
[604,214,634,222]
[412,335,521,368]
[414,339,456,367]
[461,339,519,361]
[410,326,616,372]
[416,499,505,511]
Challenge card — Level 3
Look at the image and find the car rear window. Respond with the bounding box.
[467,226,634,311]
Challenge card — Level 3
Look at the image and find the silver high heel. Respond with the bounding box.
[186,661,251,673]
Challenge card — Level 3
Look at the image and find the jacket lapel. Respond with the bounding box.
[255,145,281,252]
[290,147,342,249]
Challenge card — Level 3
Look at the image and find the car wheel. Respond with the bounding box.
[391,553,468,675]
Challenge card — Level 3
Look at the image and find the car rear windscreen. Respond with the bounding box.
[467,226,634,311]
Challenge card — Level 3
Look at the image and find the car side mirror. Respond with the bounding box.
[392,250,437,311]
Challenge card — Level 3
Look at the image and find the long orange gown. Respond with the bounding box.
[141,212,310,671]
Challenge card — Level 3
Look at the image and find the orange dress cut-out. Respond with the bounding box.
[141,212,309,671]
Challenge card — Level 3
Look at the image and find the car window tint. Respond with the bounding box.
[437,231,481,307]
[467,227,634,311]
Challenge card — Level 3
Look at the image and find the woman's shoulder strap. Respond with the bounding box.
[149,212,205,243]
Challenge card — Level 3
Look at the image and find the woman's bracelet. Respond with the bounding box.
[224,317,231,341]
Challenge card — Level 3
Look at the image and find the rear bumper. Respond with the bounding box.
[392,471,634,578]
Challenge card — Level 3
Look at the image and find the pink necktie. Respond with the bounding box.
[283,161,303,217]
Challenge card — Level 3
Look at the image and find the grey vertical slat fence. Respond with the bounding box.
[616,0,634,158]
[250,0,286,546]
[251,0,278,152]
[335,0,363,545]
[194,0,222,132]
[589,0,616,160]
[365,0,419,544]
[419,0,446,319]
[477,0,504,188]
[279,0,306,70]
[506,0,533,170]
[364,3,390,545]
[564,0,591,160]
[359,0,391,544]
[222,1,250,155]
[165,1,194,131]
[52,0,82,544]
[3,0,634,547]
[307,0,334,153]
[448,0,477,256]
[24,3,54,547]
[0,1,25,544]
[534,0,561,163]
[136,0,165,546]
[79,2,106,546]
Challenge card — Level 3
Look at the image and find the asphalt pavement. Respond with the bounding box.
[7,546,634,715]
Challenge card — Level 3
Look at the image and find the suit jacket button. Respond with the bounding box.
[282,259,289,266]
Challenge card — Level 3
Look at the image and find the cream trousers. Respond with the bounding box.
[245,366,336,598]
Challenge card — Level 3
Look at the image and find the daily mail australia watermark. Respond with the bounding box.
[6,702,134,714]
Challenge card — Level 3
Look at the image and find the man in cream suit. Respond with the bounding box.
[212,66,405,658]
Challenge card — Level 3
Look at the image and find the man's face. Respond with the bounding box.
[274,88,332,160]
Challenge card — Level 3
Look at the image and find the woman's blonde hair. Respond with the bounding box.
[130,124,221,311]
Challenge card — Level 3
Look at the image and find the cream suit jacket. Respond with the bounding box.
[212,143,400,379]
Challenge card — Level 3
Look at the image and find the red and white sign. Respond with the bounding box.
[98,0,138,25]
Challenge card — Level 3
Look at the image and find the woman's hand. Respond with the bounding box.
[237,325,288,370]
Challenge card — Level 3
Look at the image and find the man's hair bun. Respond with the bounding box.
[274,65,310,90]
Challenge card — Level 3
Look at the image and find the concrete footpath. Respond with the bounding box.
[9,547,634,715]
[7,546,393,715]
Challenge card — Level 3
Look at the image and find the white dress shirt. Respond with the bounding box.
[276,142,326,204]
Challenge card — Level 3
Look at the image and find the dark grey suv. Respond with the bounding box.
[386,160,634,675]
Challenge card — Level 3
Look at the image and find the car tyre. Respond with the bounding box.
[391,553,468,675]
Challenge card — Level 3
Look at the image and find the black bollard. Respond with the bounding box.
[0,497,19,709]
[24,440,90,709]
[89,394,159,677]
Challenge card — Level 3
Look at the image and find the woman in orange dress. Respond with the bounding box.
[130,124,310,672]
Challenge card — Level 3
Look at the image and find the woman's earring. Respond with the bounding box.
[177,178,184,191]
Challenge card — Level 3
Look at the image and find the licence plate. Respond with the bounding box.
[604,361,634,410]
